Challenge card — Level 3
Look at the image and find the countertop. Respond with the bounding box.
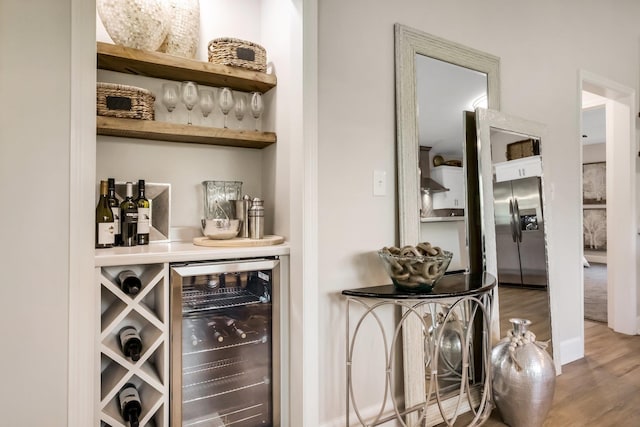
[95,240,290,266]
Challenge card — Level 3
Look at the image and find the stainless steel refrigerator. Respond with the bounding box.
[493,177,548,287]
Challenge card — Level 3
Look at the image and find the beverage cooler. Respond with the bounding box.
[170,257,280,427]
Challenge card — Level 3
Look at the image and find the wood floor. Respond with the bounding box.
[480,320,640,426]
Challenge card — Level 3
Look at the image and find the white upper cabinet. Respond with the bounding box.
[494,155,542,183]
[431,166,465,209]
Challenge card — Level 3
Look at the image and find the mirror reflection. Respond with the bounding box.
[416,55,488,272]
[490,128,552,348]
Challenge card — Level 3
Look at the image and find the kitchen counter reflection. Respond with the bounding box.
[420,216,465,222]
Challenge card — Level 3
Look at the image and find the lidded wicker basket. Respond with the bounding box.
[97,82,155,120]
[208,38,267,72]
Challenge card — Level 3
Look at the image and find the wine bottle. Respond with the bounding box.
[107,178,122,246]
[119,326,142,361]
[226,319,246,339]
[95,180,115,248]
[135,179,150,245]
[120,181,138,246]
[118,383,142,427]
[207,320,225,343]
[118,270,142,295]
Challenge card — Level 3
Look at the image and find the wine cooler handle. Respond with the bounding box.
[171,258,279,276]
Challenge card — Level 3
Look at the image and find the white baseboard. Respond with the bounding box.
[559,336,584,365]
[636,316,640,334]
[320,401,404,427]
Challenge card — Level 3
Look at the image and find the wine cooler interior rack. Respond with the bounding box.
[98,263,169,427]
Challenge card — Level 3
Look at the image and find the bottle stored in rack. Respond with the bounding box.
[118,270,142,295]
[118,383,142,427]
[119,326,142,362]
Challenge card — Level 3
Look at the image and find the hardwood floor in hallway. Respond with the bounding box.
[481,320,640,426]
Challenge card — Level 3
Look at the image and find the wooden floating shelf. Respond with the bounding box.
[97,116,277,149]
[97,42,277,93]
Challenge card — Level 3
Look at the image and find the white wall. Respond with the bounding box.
[317,0,640,424]
[0,0,71,425]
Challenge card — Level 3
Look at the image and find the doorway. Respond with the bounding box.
[581,94,607,324]
[579,71,637,339]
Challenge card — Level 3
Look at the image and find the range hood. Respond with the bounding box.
[421,177,448,193]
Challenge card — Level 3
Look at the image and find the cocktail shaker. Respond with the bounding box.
[235,195,252,238]
[249,197,264,239]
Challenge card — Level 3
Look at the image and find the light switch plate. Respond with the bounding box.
[373,170,386,196]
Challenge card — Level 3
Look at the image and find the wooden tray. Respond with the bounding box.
[193,235,285,247]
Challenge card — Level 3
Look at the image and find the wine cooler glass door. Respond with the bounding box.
[170,258,280,427]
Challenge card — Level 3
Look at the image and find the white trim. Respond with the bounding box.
[559,336,584,365]
[302,0,320,424]
[67,0,97,426]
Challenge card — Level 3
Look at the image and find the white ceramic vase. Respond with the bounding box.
[97,0,170,51]
[158,0,200,59]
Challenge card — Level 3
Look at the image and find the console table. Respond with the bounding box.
[342,272,496,426]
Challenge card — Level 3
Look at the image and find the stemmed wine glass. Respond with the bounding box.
[219,87,235,128]
[161,83,179,117]
[250,92,264,131]
[234,93,247,123]
[199,89,215,120]
[181,81,199,125]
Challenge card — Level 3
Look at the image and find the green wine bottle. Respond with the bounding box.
[120,182,138,247]
[95,180,115,248]
[135,179,150,245]
[107,178,122,246]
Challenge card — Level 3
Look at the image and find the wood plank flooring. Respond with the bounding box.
[480,320,640,426]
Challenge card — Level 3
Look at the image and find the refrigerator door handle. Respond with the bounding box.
[508,198,517,242]
[513,198,523,242]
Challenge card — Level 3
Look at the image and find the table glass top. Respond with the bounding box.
[341,272,495,299]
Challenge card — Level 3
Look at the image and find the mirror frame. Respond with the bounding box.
[395,23,500,249]
[394,24,501,420]
[476,108,561,371]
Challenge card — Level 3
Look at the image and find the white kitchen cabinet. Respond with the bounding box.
[431,166,465,210]
[494,155,542,183]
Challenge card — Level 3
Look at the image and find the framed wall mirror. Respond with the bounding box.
[394,24,500,421]
[475,108,561,370]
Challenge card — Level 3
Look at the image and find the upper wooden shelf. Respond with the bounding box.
[97,116,276,149]
[97,42,277,93]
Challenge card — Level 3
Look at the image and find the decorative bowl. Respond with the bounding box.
[378,245,452,292]
[201,219,241,240]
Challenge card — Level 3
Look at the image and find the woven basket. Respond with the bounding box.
[208,38,267,72]
[158,0,200,59]
[97,83,155,120]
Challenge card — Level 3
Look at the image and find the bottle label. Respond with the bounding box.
[119,386,141,412]
[111,207,121,234]
[97,222,115,245]
[119,327,139,344]
[137,207,150,233]
[122,211,138,223]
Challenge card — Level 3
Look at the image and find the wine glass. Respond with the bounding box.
[250,92,264,131]
[199,89,215,119]
[218,87,235,128]
[181,81,199,125]
[234,93,247,123]
[161,83,179,116]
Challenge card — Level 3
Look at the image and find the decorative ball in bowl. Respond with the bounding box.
[201,218,241,240]
[378,243,452,292]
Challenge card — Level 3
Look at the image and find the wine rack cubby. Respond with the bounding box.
[97,263,169,427]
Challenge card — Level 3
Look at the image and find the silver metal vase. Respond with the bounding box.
[491,318,556,427]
